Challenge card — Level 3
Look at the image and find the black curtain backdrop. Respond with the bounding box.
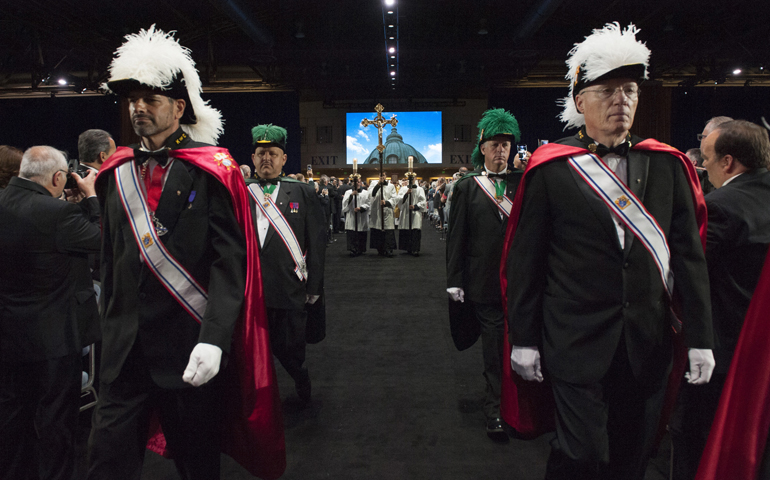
[0,91,301,173]
[0,96,123,159]
[209,91,301,174]
[671,86,770,152]
[488,88,574,150]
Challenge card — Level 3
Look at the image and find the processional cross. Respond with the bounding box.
[361,103,398,154]
[361,103,398,230]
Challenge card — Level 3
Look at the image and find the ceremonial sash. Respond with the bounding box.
[567,153,673,297]
[474,175,513,218]
[114,161,207,322]
[247,183,307,281]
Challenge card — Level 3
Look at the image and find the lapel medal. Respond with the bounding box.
[290,202,299,213]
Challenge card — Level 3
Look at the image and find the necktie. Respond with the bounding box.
[145,163,165,212]
[257,177,280,186]
[593,141,630,158]
[134,148,169,167]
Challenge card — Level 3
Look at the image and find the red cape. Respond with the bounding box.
[98,146,286,479]
[695,247,770,480]
[498,140,707,438]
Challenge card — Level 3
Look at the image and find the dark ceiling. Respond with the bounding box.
[1,0,769,100]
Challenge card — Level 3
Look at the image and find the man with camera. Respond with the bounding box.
[0,145,100,480]
[446,108,524,442]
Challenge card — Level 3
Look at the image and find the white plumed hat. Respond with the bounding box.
[104,25,223,145]
[558,22,651,130]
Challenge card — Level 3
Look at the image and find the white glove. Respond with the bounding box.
[686,348,715,385]
[447,287,465,303]
[306,294,320,305]
[511,346,544,382]
[182,343,222,387]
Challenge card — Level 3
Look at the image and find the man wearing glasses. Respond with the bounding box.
[504,23,714,480]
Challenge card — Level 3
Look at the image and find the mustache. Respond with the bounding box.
[132,114,153,122]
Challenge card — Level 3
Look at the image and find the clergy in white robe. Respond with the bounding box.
[342,176,371,256]
[396,175,427,256]
[368,174,397,257]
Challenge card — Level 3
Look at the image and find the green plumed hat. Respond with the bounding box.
[251,124,288,151]
[470,108,521,169]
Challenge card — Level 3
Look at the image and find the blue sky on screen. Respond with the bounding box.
[346,111,442,164]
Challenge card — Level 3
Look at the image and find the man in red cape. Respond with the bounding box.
[87,27,284,480]
[500,22,714,480]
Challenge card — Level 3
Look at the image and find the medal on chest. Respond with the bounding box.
[262,184,276,207]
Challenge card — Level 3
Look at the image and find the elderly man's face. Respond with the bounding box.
[128,89,184,139]
[480,135,511,172]
[252,146,286,179]
[576,78,639,140]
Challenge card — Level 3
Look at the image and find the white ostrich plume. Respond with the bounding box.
[558,22,651,130]
[104,25,224,144]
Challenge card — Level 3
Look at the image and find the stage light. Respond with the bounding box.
[733,68,742,75]
[384,0,395,6]
[389,47,395,53]
[391,71,396,76]
[57,78,68,85]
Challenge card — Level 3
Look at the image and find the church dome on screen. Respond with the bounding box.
[364,127,429,164]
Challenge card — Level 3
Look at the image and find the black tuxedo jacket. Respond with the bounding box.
[704,168,770,373]
[248,178,326,311]
[0,177,101,363]
[98,131,247,388]
[507,134,713,385]
[446,169,523,305]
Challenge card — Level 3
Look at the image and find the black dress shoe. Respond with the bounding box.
[486,417,509,443]
[295,374,311,404]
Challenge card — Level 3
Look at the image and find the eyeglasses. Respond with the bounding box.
[579,86,640,101]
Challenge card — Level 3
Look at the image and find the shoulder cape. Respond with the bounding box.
[498,140,707,438]
[695,247,770,480]
[98,146,286,480]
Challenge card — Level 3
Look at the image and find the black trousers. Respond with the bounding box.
[346,230,368,255]
[398,228,422,253]
[669,373,725,480]
[474,302,505,420]
[267,307,308,383]
[369,228,396,255]
[545,340,669,480]
[0,353,81,480]
[87,351,224,480]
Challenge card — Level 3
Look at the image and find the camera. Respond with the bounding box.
[517,144,527,158]
[538,139,549,146]
[64,157,90,190]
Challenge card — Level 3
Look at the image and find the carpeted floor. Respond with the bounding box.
[75,223,674,479]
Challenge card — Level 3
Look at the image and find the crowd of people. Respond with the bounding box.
[2,21,770,480]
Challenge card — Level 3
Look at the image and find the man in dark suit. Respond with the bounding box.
[446,108,523,442]
[670,120,770,480]
[247,124,325,404]
[0,145,101,480]
[87,27,284,480]
[505,23,714,480]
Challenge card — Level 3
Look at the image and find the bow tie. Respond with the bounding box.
[486,172,507,180]
[257,177,279,186]
[134,148,170,167]
[591,141,630,158]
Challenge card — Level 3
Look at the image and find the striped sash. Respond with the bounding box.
[568,153,673,297]
[247,183,307,281]
[474,175,513,217]
[115,161,208,323]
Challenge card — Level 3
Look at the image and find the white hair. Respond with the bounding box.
[19,146,67,183]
